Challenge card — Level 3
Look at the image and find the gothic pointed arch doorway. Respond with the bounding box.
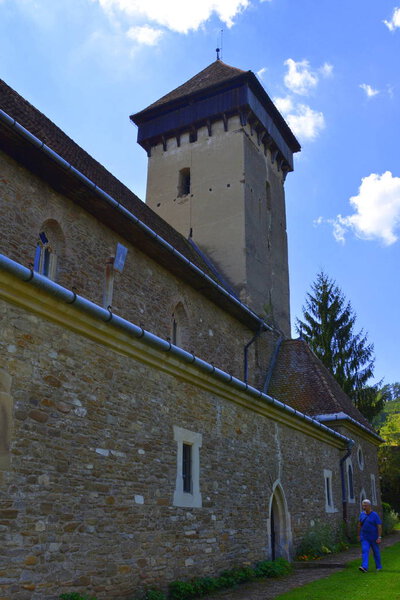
[268,482,292,560]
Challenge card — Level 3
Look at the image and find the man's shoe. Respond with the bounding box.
[376,568,382,571]
[359,566,367,573]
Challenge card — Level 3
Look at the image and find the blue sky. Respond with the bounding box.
[1,0,399,385]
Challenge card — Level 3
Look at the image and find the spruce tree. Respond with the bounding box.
[296,271,380,420]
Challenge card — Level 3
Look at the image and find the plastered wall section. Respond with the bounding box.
[146,119,247,293]
[0,150,275,386]
[145,117,290,335]
[0,298,345,599]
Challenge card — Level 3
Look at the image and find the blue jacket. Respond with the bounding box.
[359,511,381,541]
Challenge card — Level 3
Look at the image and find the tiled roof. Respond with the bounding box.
[138,60,246,113]
[268,339,375,432]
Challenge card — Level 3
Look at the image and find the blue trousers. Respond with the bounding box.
[361,539,382,570]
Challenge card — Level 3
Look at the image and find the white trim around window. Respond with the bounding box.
[371,474,377,505]
[323,469,337,513]
[173,426,202,508]
[346,458,355,503]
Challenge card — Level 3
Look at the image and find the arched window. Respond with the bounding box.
[347,463,354,501]
[357,446,364,470]
[171,302,189,349]
[34,231,56,278]
[33,220,64,281]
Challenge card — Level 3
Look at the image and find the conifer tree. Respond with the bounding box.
[296,271,380,419]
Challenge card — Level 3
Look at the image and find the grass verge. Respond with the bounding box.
[275,542,400,600]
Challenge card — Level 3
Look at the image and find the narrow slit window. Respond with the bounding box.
[371,474,377,505]
[172,317,178,345]
[182,443,192,493]
[323,469,335,512]
[326,476,331,507]
[178,168,191,197]
[348,464,354,500]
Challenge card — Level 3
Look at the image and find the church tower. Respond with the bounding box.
[131,60,300,337]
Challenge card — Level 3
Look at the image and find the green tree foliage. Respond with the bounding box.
[296,271,381,421]
[374,383,400,512]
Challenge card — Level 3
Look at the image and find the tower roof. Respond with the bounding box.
[139,60,247,114]
[131,60,300,169]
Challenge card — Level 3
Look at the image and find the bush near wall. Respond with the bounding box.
[382,502,400,535]
[59,558,292,600]
[296,521,349,560]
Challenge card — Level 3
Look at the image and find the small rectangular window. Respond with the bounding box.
[323,469,336,513]
[178,168,191,197]
[326,477,331,507]
[182,443,192,493]
[173,426,202,508]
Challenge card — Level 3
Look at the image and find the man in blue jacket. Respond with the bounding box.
[357,499,382,572]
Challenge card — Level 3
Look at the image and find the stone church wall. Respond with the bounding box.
[0,296,344,600]
[0,150,275,388]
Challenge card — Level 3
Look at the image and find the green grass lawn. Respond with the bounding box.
[275,543,400,600]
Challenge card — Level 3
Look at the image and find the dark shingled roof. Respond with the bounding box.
[268,339,375,433]
[141,60,246,113]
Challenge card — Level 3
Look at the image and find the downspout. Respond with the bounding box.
[262,336,283,394]
[243,324,264,384]
[340,440,355,527]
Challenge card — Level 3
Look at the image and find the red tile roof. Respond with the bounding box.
[268,339,375,432]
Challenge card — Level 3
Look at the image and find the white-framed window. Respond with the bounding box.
[371,474,377,505]
[360,488,367,506]
[357,446,364,470]
[173,426,202,508]
[346,458,355,503]
[323,469,336,513]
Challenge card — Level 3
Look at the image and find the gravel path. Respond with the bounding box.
[200,530,400,600]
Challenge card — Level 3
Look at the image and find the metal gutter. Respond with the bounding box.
[316,412,383,443]
[0,252,351,447]
[0,108,276,335]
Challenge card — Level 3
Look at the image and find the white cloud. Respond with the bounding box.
[93,0,250,34]
[285,104,325,141]
[127,25,163,45]
[384,7,400,31]
[318,172,400,245]
[284,58,318,95]
[273,95,294,114]
[257,67,267,81]
[359,83,380,97]
[319,62,333,77]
